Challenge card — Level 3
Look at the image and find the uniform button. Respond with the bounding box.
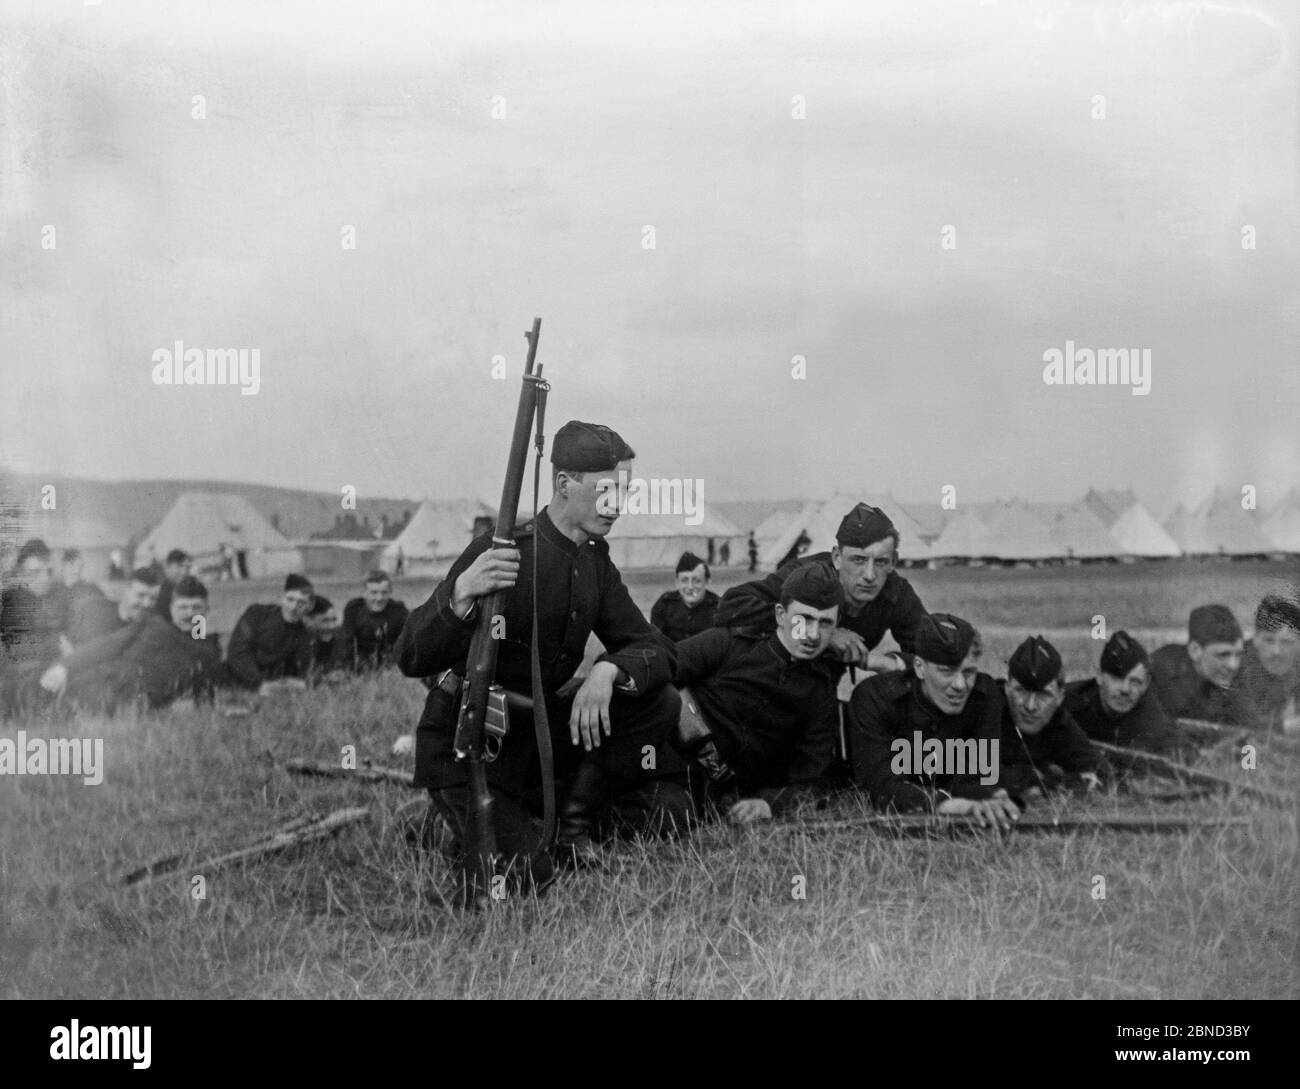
[573,568,578,578]
[570,610,578,620]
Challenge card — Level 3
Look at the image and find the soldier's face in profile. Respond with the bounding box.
[1006,677,1064,735]
[170,595,206,631]
[571,459,633,538]
[776,600,838,659]
[18,557,53,597]
[676,564,708,606]
[62,559,83,586]
[1098,663,1150,715]
[833,539,896,607]
[165,560,190,583]
[1188,639,1244,689]
[1255,627,1300,678]
[282,589,312,623]
[915,652,979,715]
[363,579,392,612]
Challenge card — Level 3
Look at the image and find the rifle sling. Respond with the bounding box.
[531,385,556,848]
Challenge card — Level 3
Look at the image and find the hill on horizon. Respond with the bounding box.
[0,471,421,546]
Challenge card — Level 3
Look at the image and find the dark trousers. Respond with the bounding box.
[419,682,691,893]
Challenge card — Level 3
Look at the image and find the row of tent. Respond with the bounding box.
[745,487,1300,567]
[7,483,1299,582]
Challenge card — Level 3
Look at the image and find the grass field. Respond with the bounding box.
[1,560,1297,999]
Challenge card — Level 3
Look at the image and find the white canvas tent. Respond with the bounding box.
[930,509,995,561]
[136,492,304,578]
[1045,502,1119,560]
[982,501,1060,561]
[1262,498,1300,553]
[1169,488,1276,556]
[1107,502,1181,558]
[604,506,745,570]
[380,498,495,576]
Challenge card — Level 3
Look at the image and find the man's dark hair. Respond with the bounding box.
[62,548,81,563]
[308,595,334,617]
[131,566,163,587]
[16,538,51,566]
[165,549,191,566]
[675,551,709,579]
[364,569,390,585]
[172,575,208,600]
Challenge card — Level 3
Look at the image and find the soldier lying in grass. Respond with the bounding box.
[998,635,1112,797]
[0,575,221,716]
[670,563,842,826]
[846,613,1020,830]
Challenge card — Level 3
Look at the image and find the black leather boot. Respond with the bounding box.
[555,760,613,870]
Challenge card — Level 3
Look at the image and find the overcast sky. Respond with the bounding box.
[1,0,1296,517]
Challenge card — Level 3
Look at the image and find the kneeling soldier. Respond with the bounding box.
[395,420,686,893]
[672,563,843,825]
[1000,635,1111,796]
[846,613,1019,828]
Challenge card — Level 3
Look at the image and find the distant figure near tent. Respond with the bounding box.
[747,532,758,573]
[395,546,405,577]
[719,541,730,566]
[154,549,192,621]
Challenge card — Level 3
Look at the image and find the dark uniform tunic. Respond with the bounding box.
[67,596,128,646]
[1150,643,1256,727]
[154,579,178,621]
[1237,641,1300,735]
[650,589,719,643]
[0,613,222,715]
[996,680,1112,794]
[225,604,314,689]
[0,586,65,665]
[331,597,410,671]
[714,552,927,656]
[395,508,681,797]
[846,671,1003,812]
[673,627,838,813]
[1063,678,1183,756]
[49,580,104,628]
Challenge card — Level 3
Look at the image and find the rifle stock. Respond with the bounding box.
[452,317,547,905]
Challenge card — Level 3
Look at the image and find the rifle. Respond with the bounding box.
[1177,716,1300,757]
[1091,739,1293,808]
[121,807,370,887]
[285,757,416,788]
[451,317,550,906]
[791,811,1250,837]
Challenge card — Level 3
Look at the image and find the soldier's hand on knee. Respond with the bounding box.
[569,662,616,751]
[727,798,772,825]
[452,548,520,613]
